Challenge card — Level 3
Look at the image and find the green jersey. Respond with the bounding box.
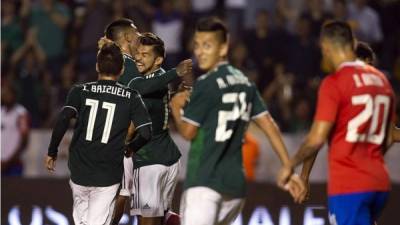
[182,62,267,198]
[65,80,151,187]
[133,68,181,168]
[119,53,178,95]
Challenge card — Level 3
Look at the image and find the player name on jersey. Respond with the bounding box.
[216,74,252,89]
[87,84,131,99]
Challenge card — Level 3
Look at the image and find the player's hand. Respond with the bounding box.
[285,174,307,203]
[45,156,57,172]
[176,59,193,78]
[277,164,294,190]
[98,36,113,49]
[170,90,190,110]
[295,178,310,203]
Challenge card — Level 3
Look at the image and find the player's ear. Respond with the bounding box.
[155,56,164,68]
[219,42,228,58]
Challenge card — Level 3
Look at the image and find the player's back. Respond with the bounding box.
[320,60,395,195]
[68,80,146,186]
[183,63,261,197]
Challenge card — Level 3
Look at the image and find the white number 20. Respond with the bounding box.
[346,94,390,144]
[215,92,249,142]
[85,99,116,144]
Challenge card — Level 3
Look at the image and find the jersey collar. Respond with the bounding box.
[337,60,365,70]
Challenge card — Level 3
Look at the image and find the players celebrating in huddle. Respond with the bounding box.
[45,15,398,225]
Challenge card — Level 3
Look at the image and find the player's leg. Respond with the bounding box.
[328,192,374,225]
[112,157,135,225]
[370,191,389,224]
[69,180,90,225]
[134,165,169,225]
[87,183,120,225]
[162,161,180,225]
[180,186,221,225]
[216,196,245,225]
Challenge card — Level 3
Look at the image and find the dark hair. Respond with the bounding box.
[105,18,136,41]
[320,20,355,49]
[139,32,165,58]
[97,42,124,75]
[195,17,228,43]
[355,42,376,65]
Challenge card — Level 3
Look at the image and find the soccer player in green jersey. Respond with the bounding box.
[170,17,304,225]
[112,33,183,225]
[45,42,152,225]
[100,18,192,94]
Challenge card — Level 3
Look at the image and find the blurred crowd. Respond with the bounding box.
[2,0,400,132]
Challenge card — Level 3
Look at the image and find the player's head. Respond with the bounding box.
[96,41,124,78]
[135,32,165,75]
[320,20,355,69]
[104,18,141,55]
[355,41,376,65]
[1,85,17,108]
[193,17,229,71]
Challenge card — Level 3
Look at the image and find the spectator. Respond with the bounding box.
[75,0,110,81]
[244,10,279,90]
[152,0,184,69]
[190,0,217,19]
[1,0,24,72]
[225,0,247,42]
[1,86,30,177]
[301,0,332,38]
[21,0,71,83]
[230,42,258,83]
[9,28,51,128]
[242,132,260,181]
[286,15,321,88]
[348,0,383,44]
[288,98,312,133]
[332,0,348,21]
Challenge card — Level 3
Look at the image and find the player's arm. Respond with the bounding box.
[128,59,192,95]
[46,107,77,171]
[126,92,153,154]
[46,86,81,171]
[170,90,198,140]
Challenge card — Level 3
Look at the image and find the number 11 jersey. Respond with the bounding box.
[65,80,151,187]
[315,60,396,195]
[182,62,267,198]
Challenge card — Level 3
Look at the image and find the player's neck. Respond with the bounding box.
[98,74,118,81]
[333,51,356,71]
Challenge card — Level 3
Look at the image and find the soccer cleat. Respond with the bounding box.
[164,211,180,225]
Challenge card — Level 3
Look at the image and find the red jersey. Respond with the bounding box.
[315,60,396,195]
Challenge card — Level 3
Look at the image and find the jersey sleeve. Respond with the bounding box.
[127,69,178,95]
[130,92,152,129]
[250,86,268,119]
[182,79,214,127]
[63,85,82,116]
[314,76,341,122]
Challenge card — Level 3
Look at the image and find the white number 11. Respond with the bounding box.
[85,99,116,144]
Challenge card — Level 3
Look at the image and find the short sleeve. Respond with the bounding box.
[130,92,152,129]
[63,85,82,115]
[314,77,341,122]
[250,87,268,119]
[182,79,214,127]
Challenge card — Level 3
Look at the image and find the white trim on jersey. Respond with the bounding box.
[62,106,78,115]
[251,110,269,120]
[135,122,152,130]
[337,60,365,70]
[182,116,200,127]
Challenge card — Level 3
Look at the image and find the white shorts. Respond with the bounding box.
[120,157,180,217]
[180,186,245,225]
[69,180,119,225]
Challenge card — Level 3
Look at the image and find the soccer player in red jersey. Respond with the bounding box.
[278,21,397,225]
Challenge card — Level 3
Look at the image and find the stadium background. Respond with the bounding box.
[1,0,400,224]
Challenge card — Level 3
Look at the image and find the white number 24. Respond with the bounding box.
[215,92,250,142]
[346,94,390,145]
[85,99,116,144]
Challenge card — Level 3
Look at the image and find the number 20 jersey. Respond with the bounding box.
[315,60,396,195]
